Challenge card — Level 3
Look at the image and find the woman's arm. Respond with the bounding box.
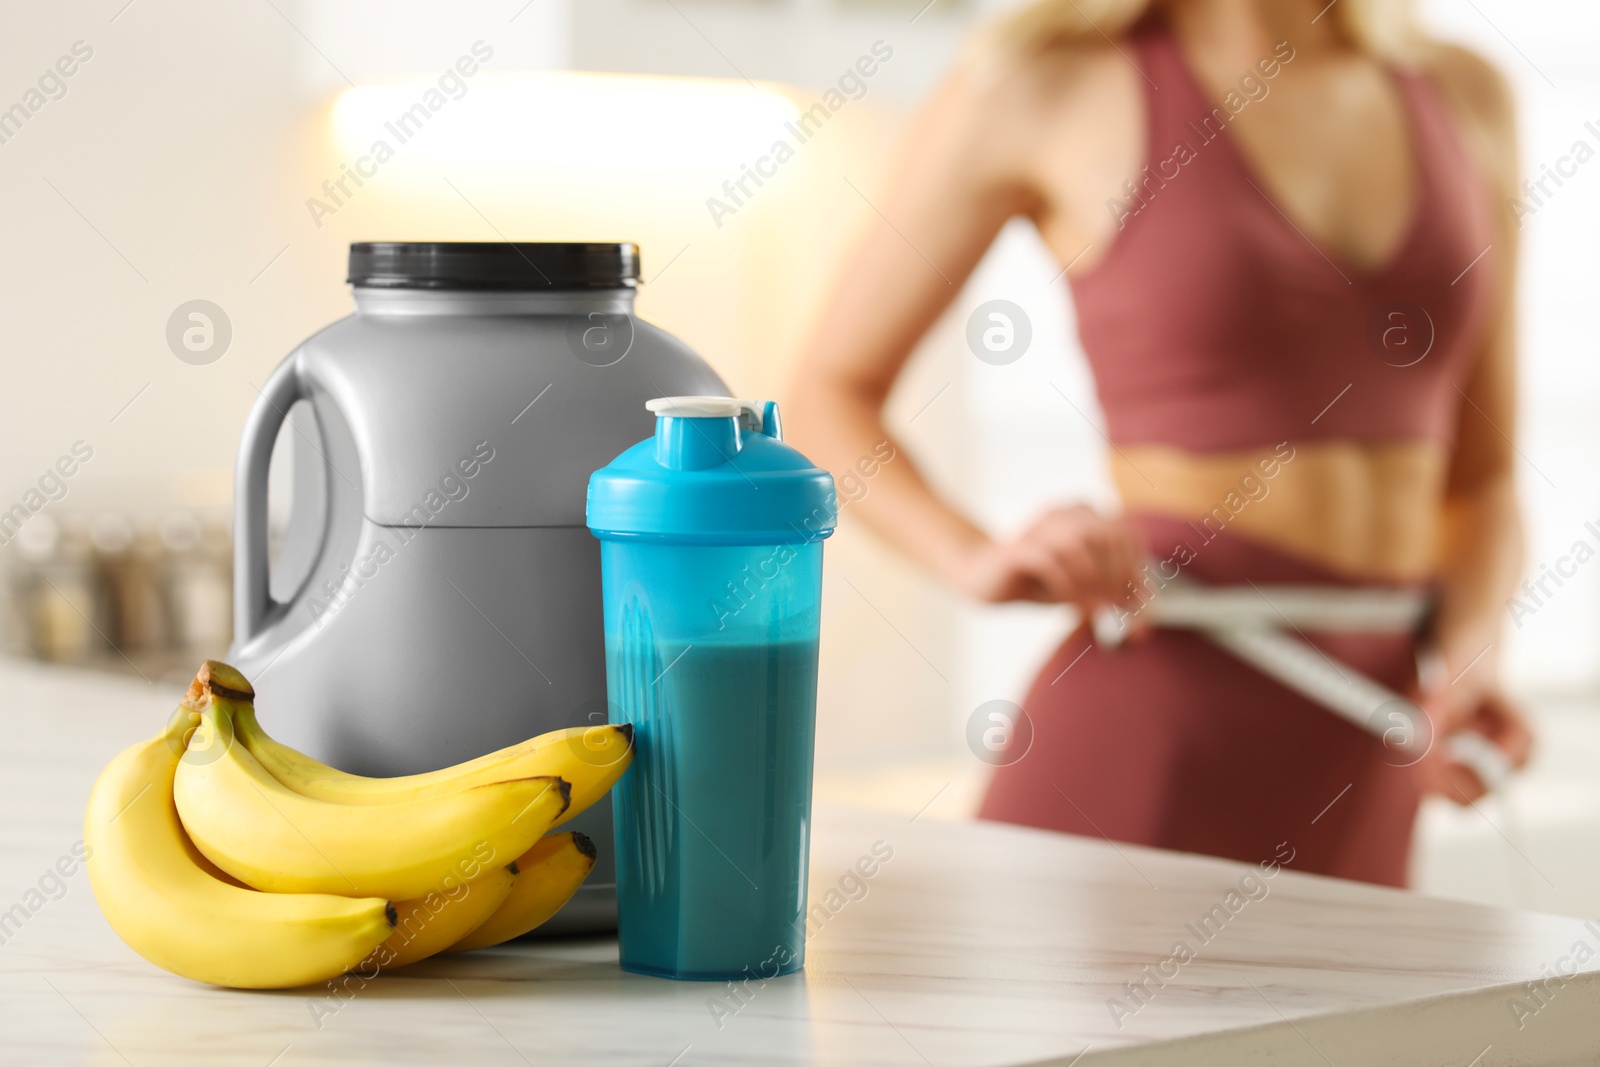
[787,49,1144,607]
[1424,44,1533,798]
[1433,308,1520,699]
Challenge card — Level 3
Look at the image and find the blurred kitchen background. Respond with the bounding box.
[2,0,1595,916]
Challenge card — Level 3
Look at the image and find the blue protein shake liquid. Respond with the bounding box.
[610,633,818,980]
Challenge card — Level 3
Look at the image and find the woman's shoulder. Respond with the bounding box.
[1416,42,1514,131]
[953,34,1139,115]
[1412,41,1516,192]
[910,34,1144,224]
[930,33,1142,178]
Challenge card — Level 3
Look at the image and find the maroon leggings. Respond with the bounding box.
[978,517,1427,888]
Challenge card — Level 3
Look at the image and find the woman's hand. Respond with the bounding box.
[954,504,1147,609]
[1419,686,1534,805]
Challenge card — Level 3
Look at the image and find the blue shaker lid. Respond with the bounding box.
[587,397,837,545]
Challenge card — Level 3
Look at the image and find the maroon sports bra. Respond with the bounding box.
[1069,26,1496,453]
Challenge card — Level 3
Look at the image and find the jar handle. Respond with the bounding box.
[232,355,307,647]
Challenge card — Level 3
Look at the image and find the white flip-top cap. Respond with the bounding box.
[647,396,768,434]
[646,396,744,418]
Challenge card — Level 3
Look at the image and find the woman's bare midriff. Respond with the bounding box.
[1110,440,1447,582]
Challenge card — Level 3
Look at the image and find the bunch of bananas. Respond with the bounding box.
[84,660,632,989]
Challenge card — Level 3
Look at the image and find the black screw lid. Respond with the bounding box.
[348,242,640,291]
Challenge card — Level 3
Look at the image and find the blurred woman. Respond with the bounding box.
[788,0,1530,886]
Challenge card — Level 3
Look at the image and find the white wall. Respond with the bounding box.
[0,3,302,518]
[0,1,572,525]
[570,0,979,101]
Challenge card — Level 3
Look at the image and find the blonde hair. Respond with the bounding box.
[988,0,1423,62]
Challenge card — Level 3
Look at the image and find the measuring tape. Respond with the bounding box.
[1092,579,1514,790]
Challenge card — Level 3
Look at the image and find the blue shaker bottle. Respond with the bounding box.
[587,396,836,980]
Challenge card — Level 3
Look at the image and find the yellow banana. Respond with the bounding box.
[447,832,597,953]
[172,662,571,900]
[234,703,632,824]
[370,862,518,969]
[84,689,393,990]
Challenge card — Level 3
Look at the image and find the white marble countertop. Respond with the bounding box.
[2,661,1598,1066]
